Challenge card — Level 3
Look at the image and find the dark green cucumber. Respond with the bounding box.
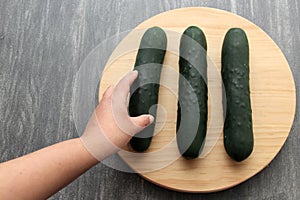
[221,28,254,162]
[129,27,167,152]
[176,26,208,159]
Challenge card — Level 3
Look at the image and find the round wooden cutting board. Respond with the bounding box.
[98,7,296,193]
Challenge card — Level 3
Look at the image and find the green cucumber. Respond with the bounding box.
[176,26,208,159]
[129,27,167,152]
[221,28,254,162]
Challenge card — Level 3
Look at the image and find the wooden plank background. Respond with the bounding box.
[0,0,299,199]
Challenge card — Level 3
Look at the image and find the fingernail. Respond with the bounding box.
[126,70,137,77]
[149,115,154,125]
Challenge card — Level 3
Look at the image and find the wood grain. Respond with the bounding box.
[99,7,296,193]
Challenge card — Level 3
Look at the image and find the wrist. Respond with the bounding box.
[75,138,99,165]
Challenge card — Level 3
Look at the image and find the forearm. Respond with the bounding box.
[0,138,98,199]
[0,71,152,199]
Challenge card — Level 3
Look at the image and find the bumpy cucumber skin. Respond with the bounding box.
[129,27,167,152]
[221,28,254,162]
[177,26,208,159]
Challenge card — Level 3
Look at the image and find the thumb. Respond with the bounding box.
[130,115,155,134]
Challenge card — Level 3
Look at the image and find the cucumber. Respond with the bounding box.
[176,26,208,159]
[221,28,254,162]
[129,27,167,152]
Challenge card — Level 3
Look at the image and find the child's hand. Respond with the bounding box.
[80,71,154,161]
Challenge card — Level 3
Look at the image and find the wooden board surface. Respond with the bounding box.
[99,7,296,193]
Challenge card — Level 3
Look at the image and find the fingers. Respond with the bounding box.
[113,70,138,102]
[111,71,137,116]
[82,70,155,161]
[102,85,115,99]
[105,70,155,136]
[118,70,138,90]
[108,70,140,136]
[130,114,155,134]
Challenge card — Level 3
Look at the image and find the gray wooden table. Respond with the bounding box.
[1,0,299,199]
